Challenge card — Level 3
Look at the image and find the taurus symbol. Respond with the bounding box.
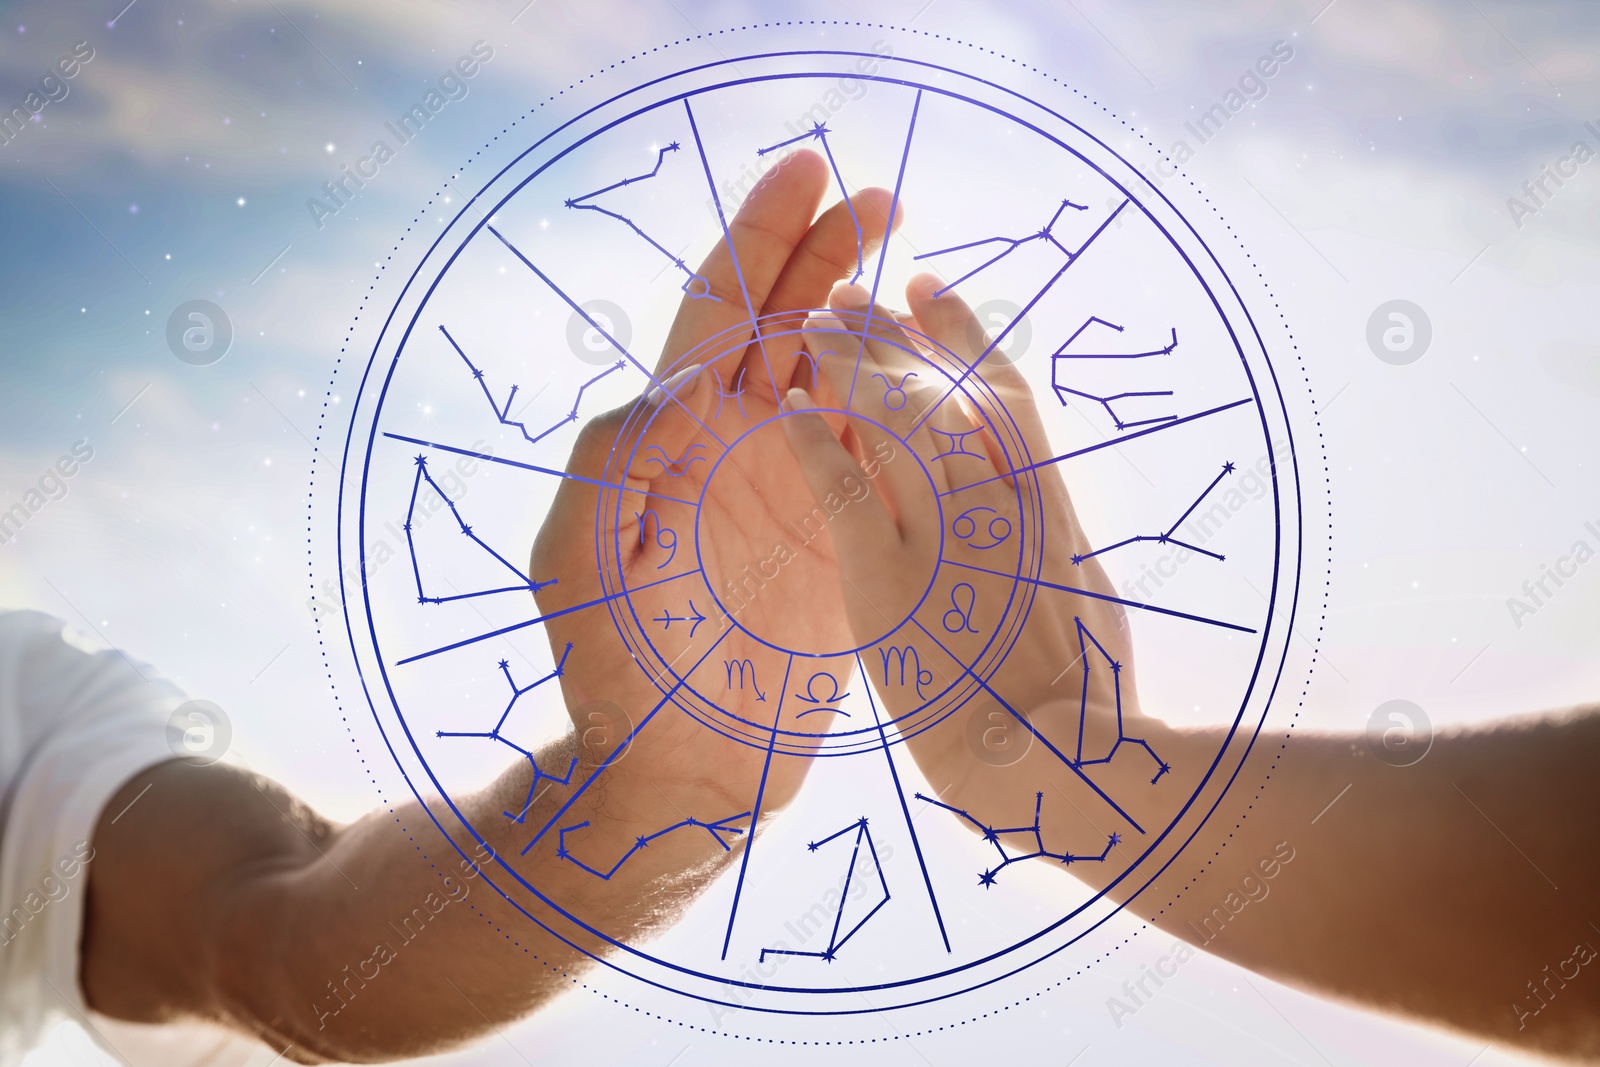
[871,371,918,411]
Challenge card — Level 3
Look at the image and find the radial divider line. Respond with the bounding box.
[857,651,951,953]
[939,556,1256,634]
[938,397,1255,497]
[485,223,729,451]
[910,618,1145,833]
[381,432,700,509]
[721,654,796,960]
[521,625,737,856]
[906,199,1130,440]
[683,99,782,405]
[847,88,924,412]
[397,567,704,666]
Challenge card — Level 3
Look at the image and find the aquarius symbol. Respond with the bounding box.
[872,371,918,411]
[794,671,850,719]
[951,506,1012,550]
[655,601,707,637]
[942,583,980,634]
[639,442,708,478]
[724,658,767,702]
[929,426,985,462]
[878,645,933,700]
[636,509,678,570]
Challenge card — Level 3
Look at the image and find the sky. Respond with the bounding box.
[2,0,1599,1064]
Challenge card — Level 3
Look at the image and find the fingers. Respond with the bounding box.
[754,188,901,399]
[659,149,830,389]
[778,387,909,613]
[533,364,712,599]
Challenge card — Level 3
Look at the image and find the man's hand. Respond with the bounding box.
[778,275,1176,852]
[528,150,896,819]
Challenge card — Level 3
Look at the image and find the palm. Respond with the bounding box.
[530,150,891,809]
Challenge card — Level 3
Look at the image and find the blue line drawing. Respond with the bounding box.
[1050,317,1182,430]
[721,655,796,959]
[404,454,558,605]
[793,670,850,719]
[565,142,720,300]
[951,505,1012,550]
[914,198,1089,298]
[713,366,749,420]
[929,426,985,462]
[1073,463,1234,566]
[557,810,752,880]
[877,645,933,702]
[484,223,733,452]
[760,819,890,963]
[857,653,950,952]
[846,88,923,412]
[872,371,918,411]
[759,122,866,283]
[439,324,624,447]
[654,600,708,637]
[940,555,1257,634]
[437,644,577,823]
[329,47,1310,1017]
[911,616,1146,833]
[914,791,1120,887]
[938,396,1253,498]
[1052,316,1179,360]
[639,442,709,478]
[1072,617,1170,784]
[725,658,768,702]
[905,199,1130,437]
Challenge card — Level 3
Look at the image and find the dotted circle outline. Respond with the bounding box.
[304,20,1334,1045]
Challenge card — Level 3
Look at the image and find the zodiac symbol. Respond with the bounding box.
[654,601,707,637]
[951,506,1012,550]
[635,509,678,570]
[724,658,767,702]
[792,347,826,391]
[794,671,850,718]
[878,645,933,700]
[681,273,721,301]
[929,426,985,462]
[713,366,748,420]
[639,442,708,478]
[942,583,980,634]
[871,371,918,412]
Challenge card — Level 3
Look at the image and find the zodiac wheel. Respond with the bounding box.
[314,22,1315,1030]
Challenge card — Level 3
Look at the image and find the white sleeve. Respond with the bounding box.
[0,611,260,1067]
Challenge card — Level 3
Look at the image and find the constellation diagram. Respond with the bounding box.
[404,454,558,605]
[557,811,752,880]
[1052,316,1180,360]
[760,819,890,963]
[1050,315,1182,431]
[1073,462,1235,566]
[335,41,1307,1019]
[436,644,577,823]
[440,324,624,448]
[915,197,1105,298]
[565,142,720,300]
[758,122,866,283]
[1071,618,1170,785]
[914,791,1120,887]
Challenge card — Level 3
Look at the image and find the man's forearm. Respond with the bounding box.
[86,739,747,1064]
[1012,707,1600,1060]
